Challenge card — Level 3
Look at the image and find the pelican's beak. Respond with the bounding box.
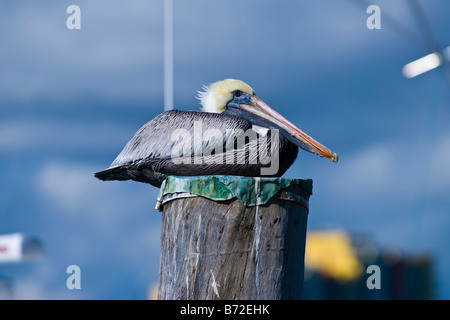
[241,95,338,163]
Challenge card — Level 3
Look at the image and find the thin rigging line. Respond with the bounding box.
[409,0,442,52]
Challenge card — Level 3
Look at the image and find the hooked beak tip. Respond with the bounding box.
[332,152,339,163]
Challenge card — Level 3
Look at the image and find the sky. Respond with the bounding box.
[0,0,449,299]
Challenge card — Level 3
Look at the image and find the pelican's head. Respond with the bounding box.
[198,79,254,114]
[197,79,338,163]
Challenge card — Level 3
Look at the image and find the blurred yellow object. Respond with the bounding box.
[305,230,363,282]
[148,283,158,300]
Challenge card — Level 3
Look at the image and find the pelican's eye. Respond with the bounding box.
[232,90,242,98]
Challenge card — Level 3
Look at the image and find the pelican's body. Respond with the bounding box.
[95,79,337,187]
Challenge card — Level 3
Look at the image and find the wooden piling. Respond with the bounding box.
[157,179,311,300]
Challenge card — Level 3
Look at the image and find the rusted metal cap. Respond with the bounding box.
[155,175,312,211]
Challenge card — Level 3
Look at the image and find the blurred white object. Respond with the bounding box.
[402,46,449,78]
[0,233,44,263]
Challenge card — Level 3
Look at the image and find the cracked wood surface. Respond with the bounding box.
[158,185,310,300]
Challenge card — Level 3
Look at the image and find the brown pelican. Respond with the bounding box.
[95,79,338,187]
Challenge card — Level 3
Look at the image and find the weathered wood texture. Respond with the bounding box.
[158,185,310,300]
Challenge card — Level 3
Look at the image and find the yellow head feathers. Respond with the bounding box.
[197,79,254,113]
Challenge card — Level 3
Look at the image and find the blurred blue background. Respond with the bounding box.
[0,0,449,299]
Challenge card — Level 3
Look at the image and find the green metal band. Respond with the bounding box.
[155,175,312,211]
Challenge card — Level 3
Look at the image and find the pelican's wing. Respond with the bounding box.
[95,110,254,186]
[111,110,252,165]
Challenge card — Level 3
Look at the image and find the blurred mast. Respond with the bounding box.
[164,0,174,111]
[406,0,450,87]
